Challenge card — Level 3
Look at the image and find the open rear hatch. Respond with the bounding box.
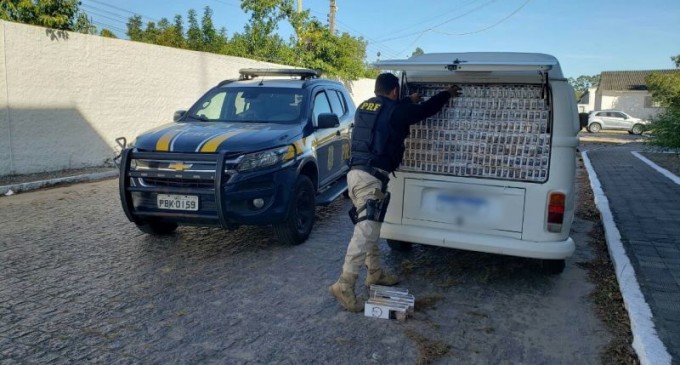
[376,53,562,239]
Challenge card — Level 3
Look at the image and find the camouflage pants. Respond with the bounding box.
[342,169,387,275]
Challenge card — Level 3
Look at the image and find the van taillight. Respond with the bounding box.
[547,192,565,233]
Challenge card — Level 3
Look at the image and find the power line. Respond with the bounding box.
[373,0,485,43]
[90,20,128,35]
[83,0,160,23]
[81,5,131,26]
[209,0,241,8]
[432,0,531,36]
[307,9,401,59]
[373,0,499,44]
[81,3,130,22]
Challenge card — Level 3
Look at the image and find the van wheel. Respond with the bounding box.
[387,239,413,251]
[274,175,315,245]
[136,221,178,235]
[540,259,566,274]
[631,124,644,135]
[587,123,602,133]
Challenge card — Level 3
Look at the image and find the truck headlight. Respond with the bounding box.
[237,145,296,172]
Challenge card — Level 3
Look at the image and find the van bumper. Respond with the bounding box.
[380,223,575,260]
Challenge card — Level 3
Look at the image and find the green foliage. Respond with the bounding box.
[120,2,373,80]
[293,18,370,79]
[99,28,116,38]
[646,72,680,108]
[73,12,95,34]
[411,47,424,58]
[2,0,375,80]
[645,56,680,148]
[647,107,680,148]
[1,0,81,30]
[568,74,600,99]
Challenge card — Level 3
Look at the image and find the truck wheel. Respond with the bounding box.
[387,239,412,251]
[274,175,315,245]
[540,259,565,274]
[136,221,178,235]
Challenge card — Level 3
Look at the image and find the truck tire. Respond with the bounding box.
[540,259,565,274]
[387,239,413,251]
[136,221,178,235]
[274,175,315,245]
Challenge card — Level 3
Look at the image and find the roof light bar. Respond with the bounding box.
[238,68,319,80]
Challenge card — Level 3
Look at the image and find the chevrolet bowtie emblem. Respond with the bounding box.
[168,162,193,171]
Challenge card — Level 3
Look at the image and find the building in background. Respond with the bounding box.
[578,69,680,119]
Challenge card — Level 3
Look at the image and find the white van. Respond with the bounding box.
[375,52,579,274]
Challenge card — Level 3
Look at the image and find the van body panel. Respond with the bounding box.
[402,178,525,233]
[380,222,575,260]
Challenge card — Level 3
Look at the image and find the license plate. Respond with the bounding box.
[435,194,487,216]
[157,194,199,211]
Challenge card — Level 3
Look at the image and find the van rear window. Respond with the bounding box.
[400,83,551,183]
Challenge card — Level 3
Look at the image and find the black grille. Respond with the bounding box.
[141,177,216,189]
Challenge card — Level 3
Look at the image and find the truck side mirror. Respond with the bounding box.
[317,113,340,129]
[174,110,187,122]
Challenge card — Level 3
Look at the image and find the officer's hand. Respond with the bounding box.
[446,85,462,97]
[408,93,422,103]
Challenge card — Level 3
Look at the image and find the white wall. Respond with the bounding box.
[599,91,663,120]
[0,20,375,176]
[576,87,596,113]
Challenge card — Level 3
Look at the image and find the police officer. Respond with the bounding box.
[329,73,461,312]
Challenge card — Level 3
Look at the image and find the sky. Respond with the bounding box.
[82,0,680,79]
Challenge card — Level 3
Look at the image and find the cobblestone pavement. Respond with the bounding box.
[587,144,680,364]
[1,178,611,364]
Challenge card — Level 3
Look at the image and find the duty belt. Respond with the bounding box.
[350,165,390,190]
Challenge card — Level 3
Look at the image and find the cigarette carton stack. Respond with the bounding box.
[401,83,552,182]
[364,285,415,321]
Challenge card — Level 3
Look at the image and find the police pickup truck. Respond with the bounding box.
[118,68,354,245]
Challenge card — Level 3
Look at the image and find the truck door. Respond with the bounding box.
[312,90,338,186]
[326,89,351,179]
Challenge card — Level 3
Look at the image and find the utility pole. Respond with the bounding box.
[329,0,336,33]
[297,0,302,13]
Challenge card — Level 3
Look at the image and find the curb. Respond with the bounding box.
[0,171,119,196]
[631,151,680,185]
[581,151,672,365]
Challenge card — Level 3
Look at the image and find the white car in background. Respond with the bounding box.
[587,110,649,135]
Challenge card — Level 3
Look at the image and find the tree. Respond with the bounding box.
[568,74,600,99]
[1,0,82,30]
[645,56,680,148]
[119,1,375,80]
[171,15,185,48]
[672,54,680,68]
[411,47,424,58]
[200,6,226,53]
[126,15,144,41]
[100,28,117,38]
[73,12,96,34]
[186,9,202,51]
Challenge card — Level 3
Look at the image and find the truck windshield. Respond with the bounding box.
[188,87,306,124]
